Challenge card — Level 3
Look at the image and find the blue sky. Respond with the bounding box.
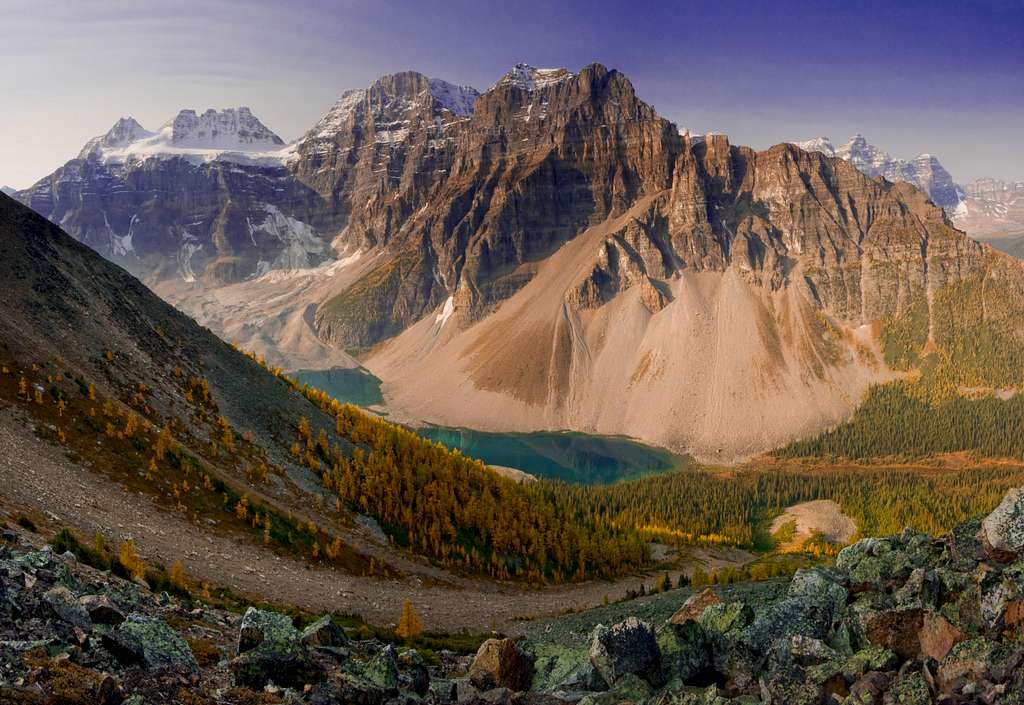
[2,0,1021,188]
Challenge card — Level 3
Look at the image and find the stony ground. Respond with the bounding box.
[4,488,1024,704]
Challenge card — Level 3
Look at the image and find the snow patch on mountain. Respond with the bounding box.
[81,108,293,167]
[250,204,331,274]
[309,90,366,140]
[792,137,836,157]
[428,79,479,116]
[435,296,455,328]
[494,64,573,92]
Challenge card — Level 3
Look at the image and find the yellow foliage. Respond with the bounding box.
[396,600,423,641]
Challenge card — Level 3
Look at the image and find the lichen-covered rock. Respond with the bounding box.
[981,487,1024,559]
[576,672,652,705]
[530,642,606,693]
[892,567,940,610]
[363,644,400,693]
[102,614,197,672]
[697,601,753,636]
[237,606,297,653]
[229,606,325,689]
[398,648,430,696]
[886,671,931,705]
[43,585,91,630]
[589,617,664,688]
[301,614,349,649]
[838,646,899,682]
[937,637,1024,693]
[657,620,711,684]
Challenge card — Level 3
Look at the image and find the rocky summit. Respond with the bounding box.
[3,489,1024,704]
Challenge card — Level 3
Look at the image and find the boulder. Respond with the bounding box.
[588,617,664,688]
[657,620,711,683]
[230,607,324,689]
[363,644,400,693]
[696,601,753,635]
[575,673,652,705]
[237,606,297,653]
[919,611,966,662]
[398,648,430,696]
[102,614,197,672]
[669,588,721,625]
[79,594,125,625]
[937,637,1024,693]
[861,608,923,660]
[887,671,931,705]
[301,614,349,648]
[981,487,1024,560]
[43,585,91,630]
[470,638,535,692]
[529,643,603,693]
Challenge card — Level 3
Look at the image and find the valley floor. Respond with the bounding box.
[0,407,750,633]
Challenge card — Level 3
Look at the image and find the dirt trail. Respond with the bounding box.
[0,408,750,633]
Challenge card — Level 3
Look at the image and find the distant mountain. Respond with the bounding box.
[16,65,1024,462]
[0,186,15,197]
[15,107,330,285]
[793,134,963,209]
[952,178,1024,258]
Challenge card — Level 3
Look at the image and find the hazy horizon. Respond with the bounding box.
[2,0,1022,189]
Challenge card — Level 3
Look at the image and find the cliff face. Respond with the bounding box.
[312,64,682,348]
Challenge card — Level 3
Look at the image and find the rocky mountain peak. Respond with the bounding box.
[167,107,284,148]
[491,63,574,92]
[427,77,479,116]
[77,116,155,158]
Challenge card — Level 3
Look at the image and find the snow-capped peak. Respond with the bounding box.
[165,107,283,149]
[427,78,479,116]
[1,186,16,197]
[79,107,291,167]
[78,117,155,158]
[493,63,573,92]
[792,137,836,157]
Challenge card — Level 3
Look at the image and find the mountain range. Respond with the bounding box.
[13,63,1024,461]
[793,135,1024,258]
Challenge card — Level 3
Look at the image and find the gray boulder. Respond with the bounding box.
[79,594,125,625]
[588,617,664,688]
[981,487,1024,559]
[230,607,325,689]
[301,614,349,649]
[43,585,91,630]
[102,614,198,672]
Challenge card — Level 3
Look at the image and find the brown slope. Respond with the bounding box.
[0,191,330,456]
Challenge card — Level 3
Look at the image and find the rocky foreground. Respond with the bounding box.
[3,490,1024,704]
